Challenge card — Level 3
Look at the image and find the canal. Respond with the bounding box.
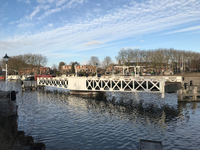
[1,81,200,149]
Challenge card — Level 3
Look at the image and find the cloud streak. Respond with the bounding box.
[83,41,101,46]
[164,25,200,34]
[2,0,200,62]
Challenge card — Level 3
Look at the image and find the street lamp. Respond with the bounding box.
[112,65,114,76]
[74,62,77,77]
[3,54,9,82]
[95,63,98,77]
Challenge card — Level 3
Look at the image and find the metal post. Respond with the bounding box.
[6,63,7,82]
[95,63,98,77]
[134,66,136,77]
[96,66,98,77]
[3,54,9,82]
[74,62,77,77]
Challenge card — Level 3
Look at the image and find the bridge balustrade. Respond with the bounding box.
[37,77,166,93]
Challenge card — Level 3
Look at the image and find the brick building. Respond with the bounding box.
[40,67,51,74]
[61,65,72,73]
[61,65,96,74]
[76,65,96,73]
[19,67,51,75]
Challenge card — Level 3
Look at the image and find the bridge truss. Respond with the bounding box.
[36,76,179,94]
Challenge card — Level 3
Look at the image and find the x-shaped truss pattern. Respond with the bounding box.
[39,78,68,88]
[38,77,164,93]
[86,79,161,92]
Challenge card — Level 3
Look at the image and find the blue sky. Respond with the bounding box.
[0,0,200,67]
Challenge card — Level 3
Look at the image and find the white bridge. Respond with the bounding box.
[37,76,182,94]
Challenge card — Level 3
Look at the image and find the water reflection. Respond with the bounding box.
[76,92,181,126]
[1,81,200,149]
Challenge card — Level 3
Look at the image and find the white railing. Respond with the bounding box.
[37,76,167,93]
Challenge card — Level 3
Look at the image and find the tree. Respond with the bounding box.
[0,53,47,75]
[51,64,58,74]
[88,56,100,66]
[58,62,65,71]
[71,63,75,73]
[102,56,112,69]
[115,48,127,65]
[115,48,133,66]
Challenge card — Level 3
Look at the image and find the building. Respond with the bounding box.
[76,65,96,73]
[19,67,51,75]
[19,68,38,75]
[40,67,51,74]
[61,65,97,74]
[61,65,72,73]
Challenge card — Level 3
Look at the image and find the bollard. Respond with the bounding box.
[10,91,16,101]
[184,83,187,90]
[193,86,197,100]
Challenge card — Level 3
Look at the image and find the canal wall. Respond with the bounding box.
[0,116,45,150]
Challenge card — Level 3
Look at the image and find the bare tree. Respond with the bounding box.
[51,64,58,74]
[115,48,133,66]
[102,56,113,69]
[131,49,140,66]
[88,56,100,66]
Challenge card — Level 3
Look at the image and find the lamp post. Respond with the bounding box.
[95,63,98,77]
[112,65,114,76]
[3,54,9,82]
[74,62,77,77]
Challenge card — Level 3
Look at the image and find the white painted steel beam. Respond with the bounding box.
[37,76,182,94]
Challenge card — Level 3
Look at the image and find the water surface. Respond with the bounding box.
[1,81,200,149]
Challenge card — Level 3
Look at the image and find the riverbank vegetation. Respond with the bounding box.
[0,53,47,75]
[115,48,200,72]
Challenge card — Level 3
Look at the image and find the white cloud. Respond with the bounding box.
[17,22,34,28]
[83,41,101,46]
[164,25,200,35]
[3,18,8,21]
[39,0,85,19]
[56,0,68,7]
[41,5,50,10]
[29,7,40,19]
[2,0,200,61]
[48,23,53,27]
[140,40,144,42]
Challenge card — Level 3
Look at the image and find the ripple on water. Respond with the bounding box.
[1,81,200,149]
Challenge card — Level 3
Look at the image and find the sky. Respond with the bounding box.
[0,0,200,68]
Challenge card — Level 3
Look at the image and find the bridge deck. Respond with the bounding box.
[37,76,182,94]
